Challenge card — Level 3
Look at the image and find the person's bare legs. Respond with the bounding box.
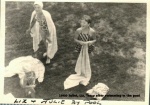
[46,41,51,64]
[43,39,51,64]
[41,30,51,64]
[41,32,50,64]
[45,31,51,64]
[46,57,50,64]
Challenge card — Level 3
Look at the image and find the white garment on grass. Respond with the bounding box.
[64,44,91,89]
[4,93,15,98]
[30,10,58,59]
[4,56,45,83]
[86,83,109,100]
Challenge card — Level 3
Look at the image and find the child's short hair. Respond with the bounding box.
[82,15,91,24]
[20,71,36,97]
[20,71,36,88]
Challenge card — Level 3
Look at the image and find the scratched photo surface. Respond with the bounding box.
[4,1,146,101]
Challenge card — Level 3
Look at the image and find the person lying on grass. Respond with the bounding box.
[4,40,46,97]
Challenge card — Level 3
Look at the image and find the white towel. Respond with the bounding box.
[64,44,91,89]
[86,83,109,100]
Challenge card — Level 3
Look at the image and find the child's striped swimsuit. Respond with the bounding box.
[35,15,48,32]
[75,32,94,53]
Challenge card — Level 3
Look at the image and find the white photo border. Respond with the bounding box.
[0,0,149,105]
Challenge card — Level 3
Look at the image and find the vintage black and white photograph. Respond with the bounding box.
[1,0,148,103]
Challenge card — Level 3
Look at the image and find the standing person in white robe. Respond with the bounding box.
[64,15,96,89]
[26,1,57,64]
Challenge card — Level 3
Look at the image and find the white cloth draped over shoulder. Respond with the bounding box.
[4,56,45,83]
[30,10,58,59]
[64,44,91,89]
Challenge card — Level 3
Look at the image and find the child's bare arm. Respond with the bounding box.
[26,14,36,34]
[74,29,80,42]
[30,17,36,30]
[37,64,45,83]
[20,77,26,88]
[88,30,96,45]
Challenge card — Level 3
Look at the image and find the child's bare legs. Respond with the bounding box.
[41,32,51,64]
[45,39,51,64]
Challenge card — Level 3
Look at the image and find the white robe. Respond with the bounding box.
[30,10,58,59]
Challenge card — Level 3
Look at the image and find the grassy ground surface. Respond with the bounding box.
[4,3,145,101]
[4,41,145,101]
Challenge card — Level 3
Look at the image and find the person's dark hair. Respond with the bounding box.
[82,15,91,24]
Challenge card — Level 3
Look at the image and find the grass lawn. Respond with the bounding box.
[4,41,145,101]
[4,3,145,101]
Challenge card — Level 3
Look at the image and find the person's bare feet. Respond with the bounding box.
[43,52,47,57]
[46,58,50,64]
